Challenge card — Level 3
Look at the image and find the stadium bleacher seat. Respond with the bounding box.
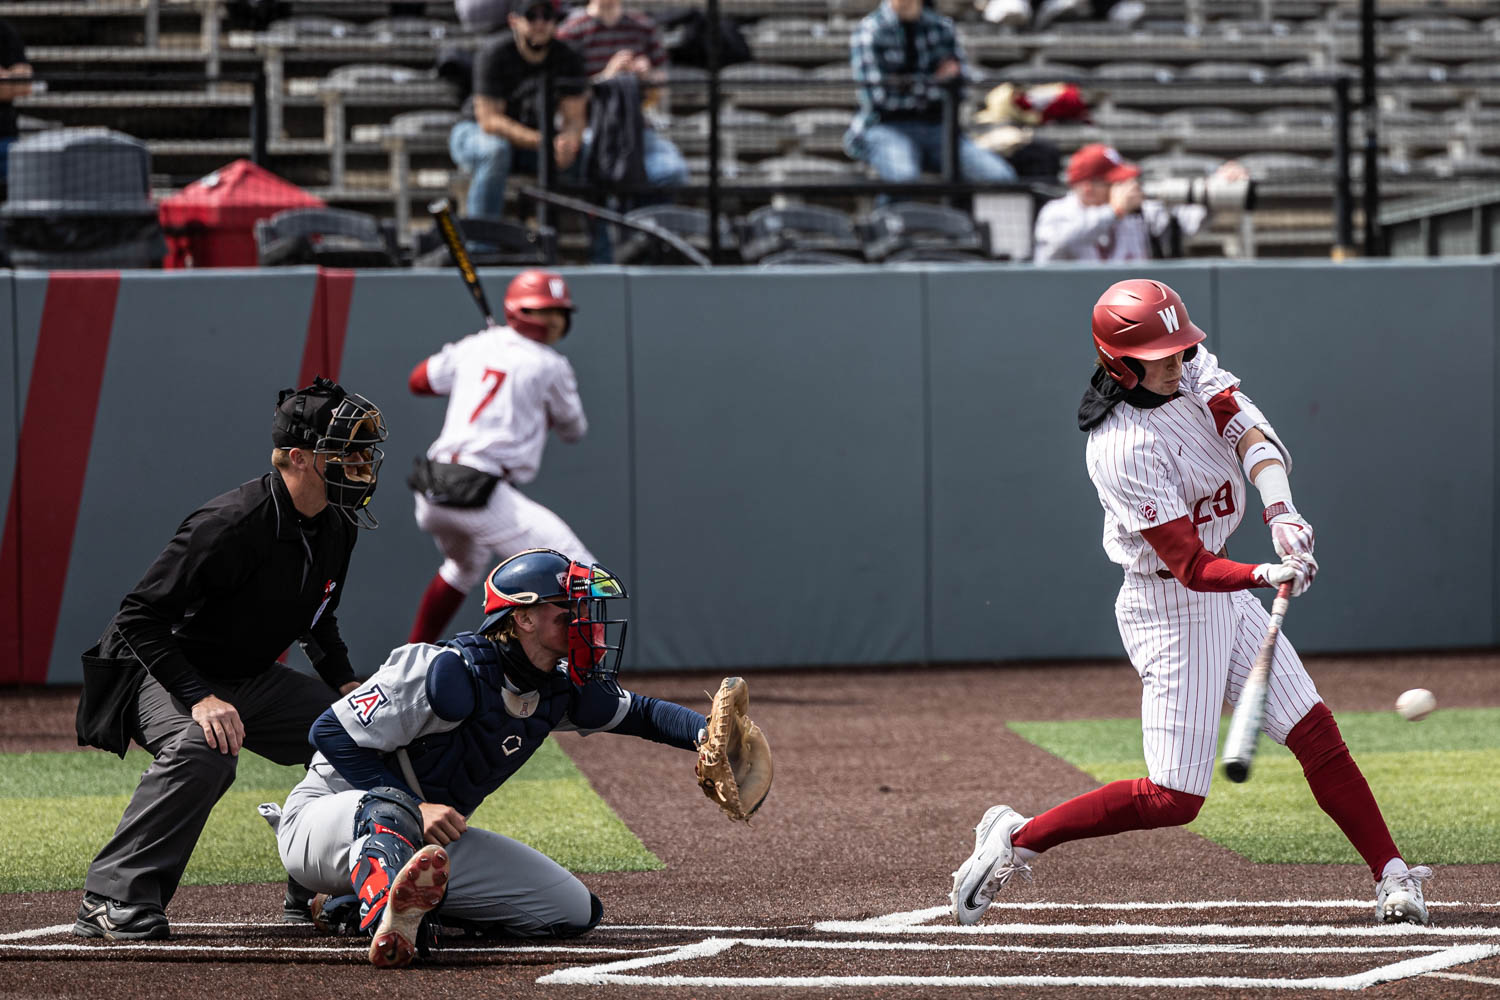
[614,204,740,265]
[862,202,990,261]
[255,205,401,266]
[740,203,864,262]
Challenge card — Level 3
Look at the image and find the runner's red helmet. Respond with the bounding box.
[504,269,574,341]
[1091,278,1206,389]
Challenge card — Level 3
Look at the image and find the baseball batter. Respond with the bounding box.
[406,269,596,644]
[951,278,1432,927]
[272,549,713,967]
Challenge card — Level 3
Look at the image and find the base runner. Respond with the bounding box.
[406,270,596,644]
[950,278,1432,927]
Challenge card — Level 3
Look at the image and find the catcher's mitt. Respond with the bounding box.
[695,677,773,822]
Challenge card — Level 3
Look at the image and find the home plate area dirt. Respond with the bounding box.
[2,653,1498,999]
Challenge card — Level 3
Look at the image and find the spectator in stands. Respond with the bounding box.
[0,18,32,185]
[844,0,1017,191]
[556,0,689,261]
[557,0,688,190]
[1032,143,1248,263]
[448,0,588,219]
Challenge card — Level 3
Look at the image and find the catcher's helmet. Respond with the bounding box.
[1091,278,1205,389]
[504,269,575,341]
[479,548,628,682]
[272,376,388,529]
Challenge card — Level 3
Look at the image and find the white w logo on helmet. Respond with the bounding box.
[1157,305,1180,332]
[549,279,565,299]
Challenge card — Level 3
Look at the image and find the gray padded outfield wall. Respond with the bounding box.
[1,262,1495,684]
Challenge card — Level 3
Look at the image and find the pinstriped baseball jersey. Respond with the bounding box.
[1085,347,1322,798]
[1085,349,1244,577]
[424,325,587,485]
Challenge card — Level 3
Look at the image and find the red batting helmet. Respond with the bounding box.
[504,269,574,341]
[1091,278,1206,389]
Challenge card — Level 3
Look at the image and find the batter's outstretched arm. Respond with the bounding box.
[1142,518,1310,595]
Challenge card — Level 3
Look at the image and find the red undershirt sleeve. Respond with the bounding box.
[1140,517,1262,592]
[408,359,436,396]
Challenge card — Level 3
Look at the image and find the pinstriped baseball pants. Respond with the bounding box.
[1116,574,1323,798]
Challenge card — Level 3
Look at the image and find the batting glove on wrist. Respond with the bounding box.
[1253,552,1318,597]
[1265,504,1315,559]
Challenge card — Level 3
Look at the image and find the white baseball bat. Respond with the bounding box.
[1221,581,1293,783]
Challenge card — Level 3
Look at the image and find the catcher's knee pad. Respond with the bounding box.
[351,787,425,932]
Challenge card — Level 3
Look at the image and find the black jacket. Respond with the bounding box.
[77,471,359,755]
[586,75,648,192]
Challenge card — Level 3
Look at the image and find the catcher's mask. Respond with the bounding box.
[479,548,628,683]
[273,376,388,529]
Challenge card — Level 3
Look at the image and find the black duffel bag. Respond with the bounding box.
[408,456,503,508]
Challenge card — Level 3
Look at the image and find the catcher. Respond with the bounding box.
[267,547,772,967]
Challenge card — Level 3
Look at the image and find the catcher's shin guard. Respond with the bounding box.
[350,787,427,935]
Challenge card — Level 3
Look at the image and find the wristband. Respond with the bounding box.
[1250,458,1296,523]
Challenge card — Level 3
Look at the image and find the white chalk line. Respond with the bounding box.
[821,902,1500,933]
[536,938,1500,989]
[1426,971,1500,985]
[817,918,1500,939]
[0,941,679,957]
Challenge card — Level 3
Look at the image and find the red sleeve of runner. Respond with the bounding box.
[1141,517,1261,592]
[408,359,435,396]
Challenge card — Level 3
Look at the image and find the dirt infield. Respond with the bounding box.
[2,651,1498,998]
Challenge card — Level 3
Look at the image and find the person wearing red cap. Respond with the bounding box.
[404,269,597,645]
[1033,143,1245,263]
[949,278,1432,931]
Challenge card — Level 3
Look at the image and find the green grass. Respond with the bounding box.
[1009,707,1500,865]
[0,737,661,894]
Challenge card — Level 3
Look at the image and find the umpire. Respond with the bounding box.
[72,377,388,941]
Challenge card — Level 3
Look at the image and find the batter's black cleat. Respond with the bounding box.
[72,893,170,941]
[283,875,316,924]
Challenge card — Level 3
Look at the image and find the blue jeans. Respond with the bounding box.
[449,120,542,219]
[860,121,1016,185]
[580,126,690,263]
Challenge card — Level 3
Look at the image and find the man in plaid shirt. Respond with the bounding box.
[844,0,1016,186]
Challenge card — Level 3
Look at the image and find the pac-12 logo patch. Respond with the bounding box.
[347,685,389,727]
[1137,499,1158,522]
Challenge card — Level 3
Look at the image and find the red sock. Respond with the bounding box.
[1011,777,1204,856]
[1286,702,1400,879]
[407,574,469,644]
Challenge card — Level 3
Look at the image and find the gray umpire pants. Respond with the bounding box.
[82,665,340,911]
[277,763,595,936]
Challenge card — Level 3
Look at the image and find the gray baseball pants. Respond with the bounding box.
[277,763,595,935]
[83,666,339,910]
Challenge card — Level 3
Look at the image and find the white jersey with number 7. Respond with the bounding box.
[423,325,587,484]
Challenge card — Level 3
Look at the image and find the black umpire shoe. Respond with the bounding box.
[283,875,316,924]
[72,893,169,940]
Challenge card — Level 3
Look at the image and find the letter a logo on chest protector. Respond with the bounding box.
[1157,306,1180,333]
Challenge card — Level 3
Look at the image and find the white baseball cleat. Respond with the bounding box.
[950,804,1031,925]
[369,844,449,968]
[1376,864,1433,925]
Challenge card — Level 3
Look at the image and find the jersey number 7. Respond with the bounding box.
[470,368,507,423]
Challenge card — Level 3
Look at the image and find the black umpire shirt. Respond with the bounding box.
[102,470,359,706]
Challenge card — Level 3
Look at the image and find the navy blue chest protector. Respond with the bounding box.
[403,633,577,816]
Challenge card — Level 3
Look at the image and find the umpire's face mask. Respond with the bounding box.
[315,397,387,529]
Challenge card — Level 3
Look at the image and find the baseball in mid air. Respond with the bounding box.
[1395,688,1437,722]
